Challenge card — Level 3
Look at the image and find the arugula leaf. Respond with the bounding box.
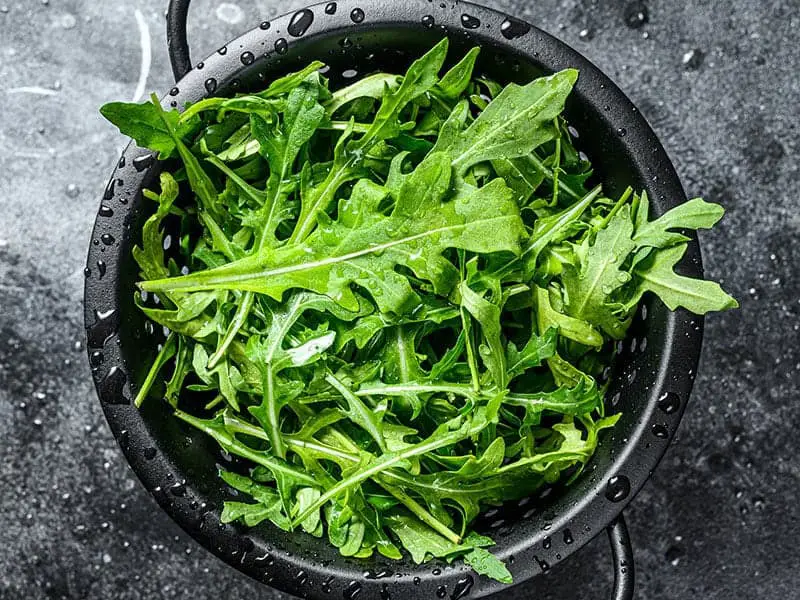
[464,548,513,583]
[506,327,558,379]
[133,172,179,280]
[633,193,725,249]
[140,157,524,315]
[100,99,196,159]
[219,470,291,530]
[627,244,739,313]
[536,286,604,348]
[386,512,508,579]
[562,206,635,338]
[459,282,507,390]
[447,70,577,172]
[379,326,428,418]
[355,38,449,149]
[326,73,402,115]
[436,47,481,100]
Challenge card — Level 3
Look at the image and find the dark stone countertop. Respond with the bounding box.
[1,0,797,598]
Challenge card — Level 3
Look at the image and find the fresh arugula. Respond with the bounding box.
[102,39,736,584]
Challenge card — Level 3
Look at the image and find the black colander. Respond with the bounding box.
[85,1,705,598]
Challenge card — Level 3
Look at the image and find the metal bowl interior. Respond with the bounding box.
[84,1,704,598]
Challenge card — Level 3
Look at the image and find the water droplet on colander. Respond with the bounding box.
[413,577,421,585]
[451,576,473,600]
[204,78,217,94]
[87,308,118,347]
[295,570,308,584]
[98,205,113,218]
[652,423,668,438]
[339,36,352,48]
[658,392,680,414]
[563,528,574,544]
[325,2,337,14]
[543,535,552,549]
[366,569,392,579]
[344,581,362,599]
[99,366,128,404]
[436,586,447,598]
[103,178,118,200]
[422,15,435,28]
[500,18,530,39]
[100,233,115,246]
[217,45,228,55]
[259,20,270,30]
[623,2,649,29]
[133,154,154,172]
[380,584,391,600]
[288,8,314,37]
[240,51,255,65]
[605,475,631,502]
[350,8,365,23]
[618,127,627,137]
[96,260,107,279]
[196,61,204,70]
[169,86,179,96]
[89,350,104,367]
[534,556,550,572]
[275,38,289,54]
[460,13,480,29]
[84,267,91,278]
[170,482,186,497]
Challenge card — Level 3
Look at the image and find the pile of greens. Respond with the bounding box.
[101,39,736,582]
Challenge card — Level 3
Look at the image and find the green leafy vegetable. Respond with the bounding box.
[101,40,736,584]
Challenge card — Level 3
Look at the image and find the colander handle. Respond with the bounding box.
[166,0,192,81]
[608,514,635,600]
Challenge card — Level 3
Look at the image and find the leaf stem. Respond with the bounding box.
[223,412,461,544]
[291,415,481,527]
[378,481,462,544]
[208,291,254,370]
[175,410,315,485]
[598,186,633,229]
[134,333,177,408]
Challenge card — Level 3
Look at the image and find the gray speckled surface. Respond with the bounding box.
[1,0,798,598]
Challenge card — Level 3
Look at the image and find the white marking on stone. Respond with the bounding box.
[7,86,58,96]
[216,2,244,24]
[131,9,151,103]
